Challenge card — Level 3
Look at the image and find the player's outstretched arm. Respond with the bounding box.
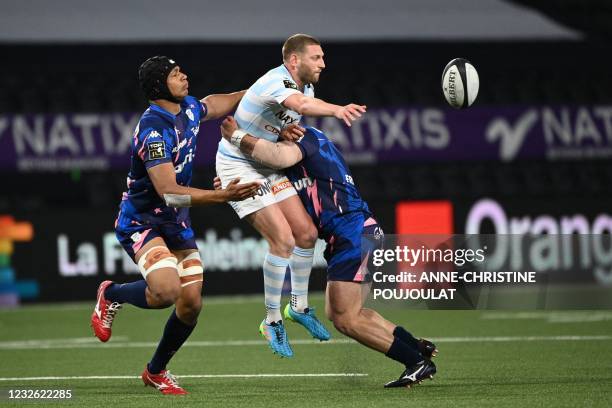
[220,116,303,169]
[201,90,246,121]
[282,94,366,127]
[147,162,259,206]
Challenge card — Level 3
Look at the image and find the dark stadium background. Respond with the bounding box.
[1,0,612,304]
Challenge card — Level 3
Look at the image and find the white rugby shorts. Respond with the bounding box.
[216,152,296,219]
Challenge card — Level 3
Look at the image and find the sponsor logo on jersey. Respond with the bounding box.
[186,109,194,121]
[172,138,187,153]
[146,130,162,139]
[147,141,166,160]
[174,148,195,173]
[274,110,299,126]
[283,79,298,90]
[264,125,281,135]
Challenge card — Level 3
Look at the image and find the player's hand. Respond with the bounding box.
[279,124,305,142]
[220,116,239,141]
[213,176,222,190]
[223,177,260,201]
[334,104,367,127]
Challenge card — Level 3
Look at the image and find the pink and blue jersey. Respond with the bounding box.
[286,126,372,241]
[286,127,380,282]
[115,95,207,260]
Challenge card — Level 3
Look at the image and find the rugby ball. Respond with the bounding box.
[441,58,479,109]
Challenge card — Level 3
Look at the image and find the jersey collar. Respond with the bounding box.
[149,102,179,121]
[280,64,292,77]
[280,64,307,92]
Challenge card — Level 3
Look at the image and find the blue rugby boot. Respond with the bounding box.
[283,304,331,341]
[259,319,293,358]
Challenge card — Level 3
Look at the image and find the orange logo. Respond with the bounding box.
[272,181,293,194]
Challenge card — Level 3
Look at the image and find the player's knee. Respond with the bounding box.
[331,313,357,337]
[268,232,295,257]
[359,308,375,319]
[293,222,318,248]
[325,304,333,321]
[138,247,180,306]
[178,296,202,323]
[150,283,181,306]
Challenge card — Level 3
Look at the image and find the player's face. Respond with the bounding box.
[297,44,325,85]
[166,66,189,101]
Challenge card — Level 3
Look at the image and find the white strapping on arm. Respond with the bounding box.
[251,139,303,170]
[230,129,247,147]
[163,193,192,207]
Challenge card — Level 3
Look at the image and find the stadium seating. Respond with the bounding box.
[1,40,611,217]
[1,41,610,112]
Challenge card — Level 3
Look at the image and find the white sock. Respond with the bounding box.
[290,246,314,313]
[263,253,289,324]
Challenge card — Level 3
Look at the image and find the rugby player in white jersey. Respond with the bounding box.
[216,34,366,357]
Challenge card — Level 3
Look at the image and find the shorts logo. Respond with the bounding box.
[283,80,298,90]
[293,177,314,191]
[130,232,142,243]
[148,141,166,160]
[255,180,272,197]
[272,180,293,194]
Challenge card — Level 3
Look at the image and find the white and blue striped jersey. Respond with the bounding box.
[217,64,315,161]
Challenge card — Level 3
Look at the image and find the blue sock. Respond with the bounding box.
[105,280,150,309]
[393,326,419,349]
[148,310,196,374]
[385,336,423,367]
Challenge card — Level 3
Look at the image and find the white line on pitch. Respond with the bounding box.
[0,293,327,313]
[431,335,612,342]
[0,373,368,382]
[481,311,612,323]
[0,335,610,350]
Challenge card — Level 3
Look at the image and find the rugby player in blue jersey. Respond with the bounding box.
[90,56,260,395]
[217,117,438,389]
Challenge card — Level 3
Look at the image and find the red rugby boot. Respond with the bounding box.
[142,366,188,395]
[90,280,122,342]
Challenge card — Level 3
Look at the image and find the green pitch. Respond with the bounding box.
[0,294,611,407]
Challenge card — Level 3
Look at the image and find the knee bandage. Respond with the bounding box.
[178,251,204,287]
[137,246,178,278]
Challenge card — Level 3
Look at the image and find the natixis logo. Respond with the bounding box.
[486,109,538,161]
[485,106,612,161]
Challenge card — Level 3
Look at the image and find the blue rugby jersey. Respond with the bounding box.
[119,95,207,224]
[285,127,372,241]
